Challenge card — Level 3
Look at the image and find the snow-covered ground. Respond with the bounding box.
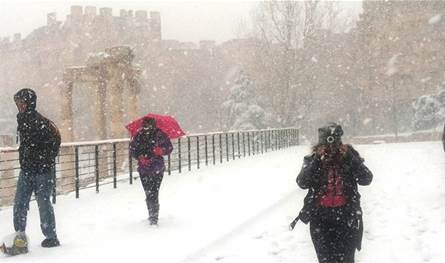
[0,142,444,262]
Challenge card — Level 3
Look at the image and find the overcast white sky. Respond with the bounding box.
[0,0,259,43]
[0,0,362,43]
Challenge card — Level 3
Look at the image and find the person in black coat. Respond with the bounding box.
[12,88,61,251]
[130,117,173,225]
[296,123,372,263]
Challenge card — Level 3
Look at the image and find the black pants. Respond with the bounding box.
[310,211,356,263]
[139,171,164,222]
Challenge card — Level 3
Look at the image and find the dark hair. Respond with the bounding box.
[142,117,156,127]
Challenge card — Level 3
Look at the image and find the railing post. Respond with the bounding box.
[219,133,223,163]
[255,131,258,154]
[287,129,290,147]
[264,130,267,153]
[256,131,262,154]
[271,130,274,151]
[247,132,251,156]
[197,136,200,169]
[294,129,297,145]
[284,130,287,148]
[75,146,80,198]
[95,145,100,192]
[205,135,208,166]
[277,130,280,150]
[252,131,256,155]
[187,137,191,171]
[275,130,278,150]
[297,129,300,145]
[283,130,286,148]
[237,132,241,159]
[269,130,272,151]
[129,145,134,183]
[231,133,235,160]
[225,133,229,162]
[284,130,286,148]
[212,134,216,165]
[261,131,264,154]
[113,143,117,189]
[167,153,171,175]
[178,138,182,173]
[281,130,286,149]
[256,131,259,154]
[242,132,246,157]
[282,130,285,148]
[290,129,293,146]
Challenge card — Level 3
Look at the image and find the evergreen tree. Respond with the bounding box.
[413,82,445,130]
[222,70,267,130]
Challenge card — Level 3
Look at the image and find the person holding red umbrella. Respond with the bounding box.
[129,117,173,225]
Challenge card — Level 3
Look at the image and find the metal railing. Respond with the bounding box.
[0,128,299,207]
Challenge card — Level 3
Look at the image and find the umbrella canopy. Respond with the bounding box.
[125,113,185,139]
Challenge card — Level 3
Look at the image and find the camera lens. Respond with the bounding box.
[326,136,335,144]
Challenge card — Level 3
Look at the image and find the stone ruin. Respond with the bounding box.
[60,46,142,142]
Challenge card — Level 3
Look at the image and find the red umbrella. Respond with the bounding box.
[125,113,185,139]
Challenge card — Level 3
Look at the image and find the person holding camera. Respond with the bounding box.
[295,123,373,263]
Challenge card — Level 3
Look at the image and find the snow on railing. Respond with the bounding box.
[0,128,299,207]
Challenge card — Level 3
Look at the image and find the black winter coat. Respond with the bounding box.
[129,128,173,174]
[17,110,61,174]
[296,144,373,250]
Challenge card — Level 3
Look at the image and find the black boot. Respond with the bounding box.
[41,236,60,248]
[146,200,159,225]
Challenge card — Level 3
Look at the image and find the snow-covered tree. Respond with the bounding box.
[221,70,267,130]
[413,82,445,130]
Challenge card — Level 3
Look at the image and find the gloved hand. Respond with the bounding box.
[152,147,163,156]
[138,156,150,166]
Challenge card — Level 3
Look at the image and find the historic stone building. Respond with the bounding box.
[1,2,445,142]
[0,6,241,142]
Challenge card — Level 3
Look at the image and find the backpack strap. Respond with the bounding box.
[289,215,300,231]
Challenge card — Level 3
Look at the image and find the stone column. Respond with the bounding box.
[108,64,125,139]
[93,79,107,140]
[59,80,76,194]
[128,70,141,121]
[60,80,74,142]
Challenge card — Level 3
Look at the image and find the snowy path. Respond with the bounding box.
[193,142,445,263]
[1,142,444,262]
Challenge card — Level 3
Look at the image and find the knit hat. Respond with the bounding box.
[318,122,343,145]
[14,88,37,111]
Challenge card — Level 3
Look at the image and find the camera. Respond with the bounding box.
[326,136,335,144]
